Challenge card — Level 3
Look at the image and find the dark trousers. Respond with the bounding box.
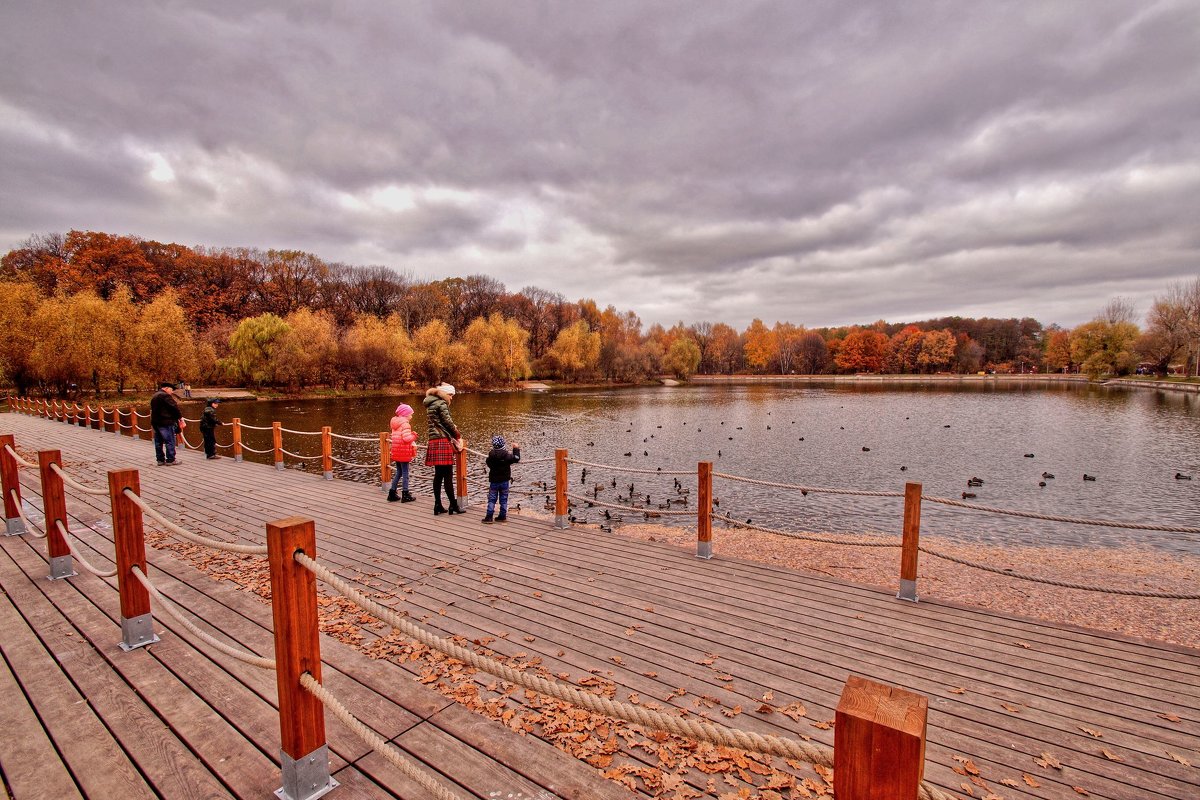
[486,481,510,518]
[202,427,216,457]
[432,464,456,508]
[153,426,177,463]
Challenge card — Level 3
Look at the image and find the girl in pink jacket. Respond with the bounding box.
[387,404,418,502]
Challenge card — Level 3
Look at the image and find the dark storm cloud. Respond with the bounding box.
[1,1,1198,329]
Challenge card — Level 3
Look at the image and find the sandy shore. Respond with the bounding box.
[579,518,1200,650]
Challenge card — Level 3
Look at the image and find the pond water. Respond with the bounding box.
[204,383,1200,554]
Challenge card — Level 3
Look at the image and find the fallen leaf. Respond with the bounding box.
[1166,751,1191,767]
[1035,752,1062,770]
[1022,774,1040,788]
[1078,726,1103,738]
[1072,787,1090,796]
[959,782,975,797]
[999,778,1020,788]
[949,687,966,695]
[1015,641,1031,649]
[1158,712,1182,723]
[756,704,775,714]
[1100,749,1124,762]
[1000,702,1021,713]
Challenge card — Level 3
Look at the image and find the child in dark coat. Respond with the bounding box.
[482,435,520,523]
[200,398,222,459]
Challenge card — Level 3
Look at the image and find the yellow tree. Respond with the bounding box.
[276,308,339,389]
[1043,329,1073,373]
[339,314,399,389]
[742,319,777,372]
[29,294,77,392]
[462,313,531,386]
[226,313,290,387]
[888,325,924,373]
[0,281,42,394]
[834,329,888,373]
[773,322,804,374]
[547,320,601,381]
[132,290,199,388]
[107,286,142,394]
[662,336,701,379]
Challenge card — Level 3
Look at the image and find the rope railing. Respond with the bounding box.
[299,673,464,800]
[237,422,274,431]
[713,472,905,498]
[921,494,1200,534]
[280,448,323,461]
[712,512,900,548]
[48,462,110,496]
[329,456,376,469]
[55,520,118,578]
[279,427,323,436]
[567,457,696,477]
[4,444,35,469]
[329,432,377,442]
[239,443,275,455]
[9,489,46,539]
[122,489,269,556]
[130,566,277,669]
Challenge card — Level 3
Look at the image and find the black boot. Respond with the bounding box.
[447,500,464,515]
[434,503,447,515]
[387,489,399,502]
[400,491,415,503]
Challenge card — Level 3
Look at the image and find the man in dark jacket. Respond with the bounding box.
[200,398,222,459]
[149,381,185,465]
[482,435,520,523]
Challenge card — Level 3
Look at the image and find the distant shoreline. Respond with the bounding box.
[687,373,1090,385]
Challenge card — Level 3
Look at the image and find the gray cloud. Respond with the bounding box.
[1,0,1198,330]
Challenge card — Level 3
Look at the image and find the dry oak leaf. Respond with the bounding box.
[779,702,808,721]
[959,782,975,797]
[811,719,834,730]
[1072,787,1090,796]
[720,705,743,718]
[756,703,775,714]
[1035,752,1063,770]
[624,626,641,636]
[1022,774,1040,788]
[1166,751,1191,767]
[1158,711,1182,723]
[952,755,981,776]
[1100,748,1124,762]
[1000,702,1021,713]
[1014,641,1031,649]
[949,687,967,695]
[999,778,1020,788]
[1078,726,1103,738]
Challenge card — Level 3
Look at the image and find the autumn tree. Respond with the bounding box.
[463,313,531,385]
[339,314,404,389]
[1137,282,1195,376]
[275,309,340,389]
[0,281,43,394]
[709,323,743,374]
[1071,314,1140,379]
[0,233,67,294]
[834,329,889,373]
[887,326,924,373]
[662,336,702,379]
[62,230,163,302]
[742,319,777,372]
[226,313,290,387]
[130,290,198,388]
[796,331,829,374]
[917,329,957,373]
[410,319,471,386]
[547,320,601,382]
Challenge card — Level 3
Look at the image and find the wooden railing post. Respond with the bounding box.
[321,426,333,480]
[697,461,713,559]
[455,440,468,508]
[37,450,76,580]
[379,431,390,490]
[554,448,569,528]
[108,469,160,651]
[84,404,92,428]
[266,516,336,800]
[835,675,928,800]
[898,482,922,602]
[273,422,285,470]
[1,434,25,535]
[232,418,243,461]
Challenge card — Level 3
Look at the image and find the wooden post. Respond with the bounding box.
[696,461,713,559]
[37,450,75,580]
[898,482,922,602]
[232,418,243,461]
[321,426,332,480]
[835,675,928,800]
[266,517,335,800]
[273,422,284,470]
[85,404,92,428]
[379,431,390,489]
[455,439,468,508]
[1,434,25,535]
[109,469,159,651]
[554,448,569,528]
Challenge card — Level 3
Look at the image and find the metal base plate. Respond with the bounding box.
[48,555,77,581]
[554,514,570,529]
[896,578,919,602]
[276,745,338,800]
[696,541,713,560]
[323,471,333,481]
[119,613,161,651]
[5,516,25,536]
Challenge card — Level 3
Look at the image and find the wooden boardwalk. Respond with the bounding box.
[2,412,1199,800]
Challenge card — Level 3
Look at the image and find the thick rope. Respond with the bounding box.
[713,472,904,498]
[329,457,375,469]
[236,422,273,431]
[296,556,833,766]
[280,448,323,460]
[567,458,697,477]
[130,566,277,669]
[3,444,36,468]
[279,427,322,436]
[10,490,46,538]
[177,429,202,450]
[919,546,1200,598]
[518,456,554,465]
[329,432,376,442]
[134,410,149,418]
[55,520,118,578]
[135,424,152,433]
[122,489,269,555]
[238,443,274,454]
[711,513,900,547]
[922,495,1200,534]
[49,463,110,496]
[299,673,464,800]
[565,492,698,517]
[181,416,201,423]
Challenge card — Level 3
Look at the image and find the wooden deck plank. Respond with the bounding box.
[5,413,1200,800]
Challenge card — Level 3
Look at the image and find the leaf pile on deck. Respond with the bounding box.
[144,529,837,798]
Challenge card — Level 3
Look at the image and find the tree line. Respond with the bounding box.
[1,230,1197,395]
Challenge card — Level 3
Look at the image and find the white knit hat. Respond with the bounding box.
[438,383,456,396]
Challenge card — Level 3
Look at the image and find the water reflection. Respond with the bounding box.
[207,383,1200,554]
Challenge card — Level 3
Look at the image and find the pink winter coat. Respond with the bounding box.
[390,415,417,462]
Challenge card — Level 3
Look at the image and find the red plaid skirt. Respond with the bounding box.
[424,437,456,466]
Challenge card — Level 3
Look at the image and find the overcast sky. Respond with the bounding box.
[2,2,1198,330]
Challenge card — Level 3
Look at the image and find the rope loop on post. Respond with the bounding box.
[9,490,45,538]
[3,444,36,469]
[48,462,111,496]
[55,520,118,577]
